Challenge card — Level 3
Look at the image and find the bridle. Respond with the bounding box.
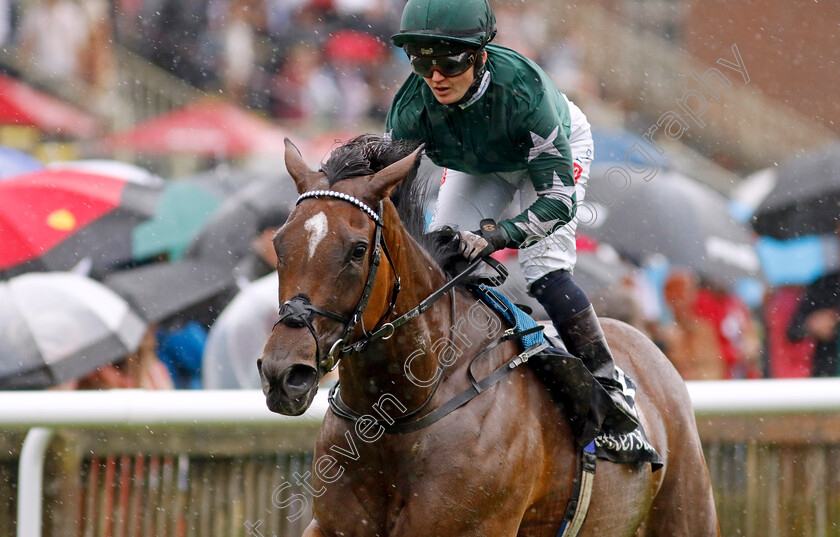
[274,188,521,432]
[273,190,401,378]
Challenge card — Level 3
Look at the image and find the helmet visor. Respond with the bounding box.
[409,51,477,78]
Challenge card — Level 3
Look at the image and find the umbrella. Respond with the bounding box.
[132,166,267,262]
[0,146,43,179]
[0,73,98,137]
[0,272,146,389]
[47,159,165,187]
[184,173,297,266]
[202,272,277,389]
[756,234,840,286]
[751,143,840,239]
[131,182,222,262]
[0,169,160,279]
[324,30,387,65]
[579,170,762,288]
[101,98,288,158]
[103,259,239,325]
[729,167,777,223]
[176,164,262,198]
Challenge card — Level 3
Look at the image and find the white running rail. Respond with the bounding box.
[4,379,840,537]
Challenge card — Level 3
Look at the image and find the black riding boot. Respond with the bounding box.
[530,270,640,435]
[555,305,640,434]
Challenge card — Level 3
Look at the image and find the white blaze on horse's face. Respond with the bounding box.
[304,211,329,259]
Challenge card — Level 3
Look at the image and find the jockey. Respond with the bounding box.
[385,0,640,433]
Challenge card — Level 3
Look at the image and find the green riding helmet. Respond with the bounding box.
[392,0,497,56]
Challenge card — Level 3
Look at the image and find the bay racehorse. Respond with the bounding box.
[258,135,719,536]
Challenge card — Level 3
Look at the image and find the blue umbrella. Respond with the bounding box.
[757,235,840,286]
[0,146,42,179]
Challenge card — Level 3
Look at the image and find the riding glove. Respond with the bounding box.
[458,219,509,261]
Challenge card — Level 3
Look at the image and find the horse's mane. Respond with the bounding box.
[320,134,465,278]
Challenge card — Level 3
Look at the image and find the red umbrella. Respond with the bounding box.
[324,30,387,65]
[102,98,289,158]
[0,73,98,137]
[0,169,160,278]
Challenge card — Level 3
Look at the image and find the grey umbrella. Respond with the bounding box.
[579,169,762,288]
[184,173,298,267]
[0,272,147,389]
[104,258,239,326]
[752,143,840,239]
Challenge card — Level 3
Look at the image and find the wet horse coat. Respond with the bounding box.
[258,137,719,536]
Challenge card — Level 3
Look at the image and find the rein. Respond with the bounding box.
[277,188,533,434]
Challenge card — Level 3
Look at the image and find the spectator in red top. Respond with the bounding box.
[660,268,725,381]
[764,286,815,378]
[694,280,762,379]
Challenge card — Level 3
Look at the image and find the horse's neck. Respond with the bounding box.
[337,203,457,413]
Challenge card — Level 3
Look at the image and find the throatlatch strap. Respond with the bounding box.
[557,442,597,537]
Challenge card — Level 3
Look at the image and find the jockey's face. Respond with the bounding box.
[422,61,476,105]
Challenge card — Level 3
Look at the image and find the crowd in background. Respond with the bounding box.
[0,0,593,128]
[0,0,838,391]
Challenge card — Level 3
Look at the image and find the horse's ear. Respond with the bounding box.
[285,138,328,194]
[369,144,424,199]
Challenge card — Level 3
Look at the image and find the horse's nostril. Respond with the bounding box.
[283,365,318,396]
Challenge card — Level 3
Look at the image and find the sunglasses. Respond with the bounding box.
[409,51,477,78]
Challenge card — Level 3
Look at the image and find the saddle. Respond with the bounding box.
[472,284,663,471]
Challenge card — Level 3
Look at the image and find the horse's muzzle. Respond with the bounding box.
[257,358,319,415]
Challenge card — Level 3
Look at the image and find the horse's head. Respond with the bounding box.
[258,138,423,415]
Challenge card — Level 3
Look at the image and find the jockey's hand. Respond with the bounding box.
[458,219,508,261]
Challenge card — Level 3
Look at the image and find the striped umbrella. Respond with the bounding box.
[0,169,160,279]
[0,272,146,389]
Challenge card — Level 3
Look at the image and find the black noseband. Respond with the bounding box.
[277,294,349,329]
[274,294,351,375]
[277,295,313,328]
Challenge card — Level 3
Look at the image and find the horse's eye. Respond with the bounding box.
[352,244,368,259]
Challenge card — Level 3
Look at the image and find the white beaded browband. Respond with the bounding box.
[296,190,383,226]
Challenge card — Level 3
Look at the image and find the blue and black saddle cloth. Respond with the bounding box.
[472,285,663,471]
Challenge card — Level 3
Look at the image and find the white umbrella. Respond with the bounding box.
[730,167,777,222]
[47,159,165,187]
[202,273,278,389]
[0,272,147,389]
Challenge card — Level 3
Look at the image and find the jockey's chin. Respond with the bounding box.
[423,66,475,105]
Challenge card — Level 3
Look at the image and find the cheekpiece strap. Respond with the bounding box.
[297,190,383,226]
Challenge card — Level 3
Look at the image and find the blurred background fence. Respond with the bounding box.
[3,380,840,537]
